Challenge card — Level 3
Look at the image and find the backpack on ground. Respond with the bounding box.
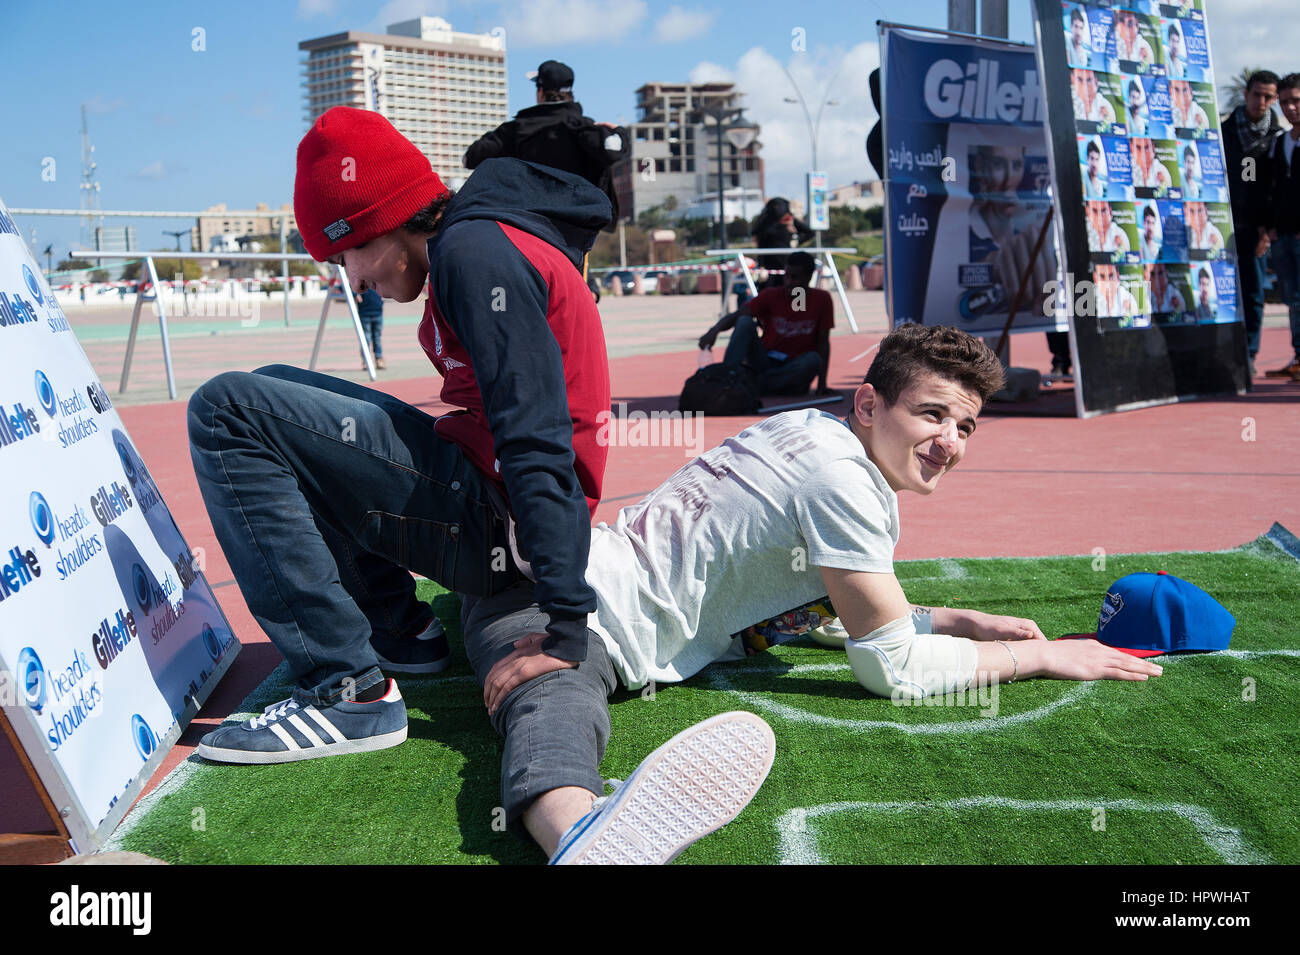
[679,363,762,415]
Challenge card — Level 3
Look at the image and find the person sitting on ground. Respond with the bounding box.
[467,323,1161,864]
[698,251,833,397]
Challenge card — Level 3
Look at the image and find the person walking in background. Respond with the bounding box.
[464,60,628,230]
[1222,70,1282,376]
[358,286,385,370]
[1263,73,1300,381]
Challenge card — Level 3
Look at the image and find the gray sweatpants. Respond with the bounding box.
[459,581,619,830]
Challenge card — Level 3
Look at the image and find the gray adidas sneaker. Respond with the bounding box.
[549,711,776,865]
[196,680,407,764]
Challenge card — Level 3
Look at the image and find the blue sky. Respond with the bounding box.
[0,0,1282,261]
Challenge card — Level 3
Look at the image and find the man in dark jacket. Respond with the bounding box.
[1222,70,1282,373]
[464,60,629,229]
[188,107,612,763]
[1262,73,1300,380]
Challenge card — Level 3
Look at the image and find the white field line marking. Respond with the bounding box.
[707,649,1298,735]
[776,798,1271,865]
[705,662,1096,734]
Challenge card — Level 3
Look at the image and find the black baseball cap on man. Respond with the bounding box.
[528,60,574,92]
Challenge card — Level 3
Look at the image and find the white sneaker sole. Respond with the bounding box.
[195,726,408,764]
[554,711,776,865]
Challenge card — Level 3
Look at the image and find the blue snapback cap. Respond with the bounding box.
[1093,571,1235,657]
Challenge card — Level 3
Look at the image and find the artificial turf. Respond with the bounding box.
[114,528,1300,864]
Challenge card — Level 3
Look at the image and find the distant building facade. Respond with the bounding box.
[614,81,764,225]
[299,16,507,178]
[191,203,297,256]
[827,180,884,211]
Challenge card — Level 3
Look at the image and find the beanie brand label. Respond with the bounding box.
[324,218,353,242]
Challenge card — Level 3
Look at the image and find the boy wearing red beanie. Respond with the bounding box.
[188,107,612,762]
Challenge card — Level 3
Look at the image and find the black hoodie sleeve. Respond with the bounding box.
[464,122,515,170]
[429,220,594,661]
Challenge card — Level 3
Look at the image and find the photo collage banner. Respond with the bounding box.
[1062,0,1237,328]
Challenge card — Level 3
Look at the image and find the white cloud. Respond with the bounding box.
[653,6,717,44]
[691,41,879,204]
[688,61,733,84]
[297,0,336,16]
[136,161,169,181]
[497,0,647,46]
[1207,0,1297,112]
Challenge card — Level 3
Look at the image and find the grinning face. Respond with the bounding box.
[327,230,430,303]
[852,373,981,496]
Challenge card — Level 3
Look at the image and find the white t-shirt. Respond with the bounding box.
[1133,159,1171,189]
[586,410,898,688]
[1073,92,1115,124]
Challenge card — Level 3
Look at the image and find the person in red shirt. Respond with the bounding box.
[698,251,834,395]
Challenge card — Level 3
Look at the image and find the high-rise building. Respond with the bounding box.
[614,81,764,225]
[299,16,507,178]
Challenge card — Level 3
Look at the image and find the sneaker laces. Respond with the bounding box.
[248,698,299,730]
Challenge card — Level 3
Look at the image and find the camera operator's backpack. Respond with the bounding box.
[679,363,762,416]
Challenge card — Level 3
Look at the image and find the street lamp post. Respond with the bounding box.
[782,61,844,247]
[697,104,758,250]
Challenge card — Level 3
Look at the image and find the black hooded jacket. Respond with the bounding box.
[464,101,630,227]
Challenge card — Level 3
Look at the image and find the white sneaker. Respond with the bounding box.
[549,711,776,865]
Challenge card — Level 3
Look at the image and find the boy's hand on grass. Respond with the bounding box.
[1041,639,1163,682]
[484,633,577,716]
[968,610,1047,642]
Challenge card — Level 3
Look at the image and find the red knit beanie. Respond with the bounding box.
[294,107,449,261]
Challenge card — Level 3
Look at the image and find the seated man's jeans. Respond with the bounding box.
[187,364,519,707]
[722,313,821,396]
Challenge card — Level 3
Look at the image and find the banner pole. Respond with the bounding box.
[994,207,1055,361]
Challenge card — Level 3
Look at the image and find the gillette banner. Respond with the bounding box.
[882,25,1061,335]
[0,197,238,851]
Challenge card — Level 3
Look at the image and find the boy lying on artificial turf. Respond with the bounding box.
[464,323,1163,864]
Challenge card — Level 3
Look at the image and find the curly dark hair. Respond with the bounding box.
[865,324,1005,405]
[402,192,454,234]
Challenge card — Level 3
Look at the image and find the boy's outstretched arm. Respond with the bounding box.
[820,566,1162,699]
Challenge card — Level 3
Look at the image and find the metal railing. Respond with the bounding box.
[706,247,861,332]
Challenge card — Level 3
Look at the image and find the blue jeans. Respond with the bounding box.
[187,364,519,706]
[722,313,821,396]
[1234,226,1266,358]
[1271,233,1300,356]
[359,314,382,358]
